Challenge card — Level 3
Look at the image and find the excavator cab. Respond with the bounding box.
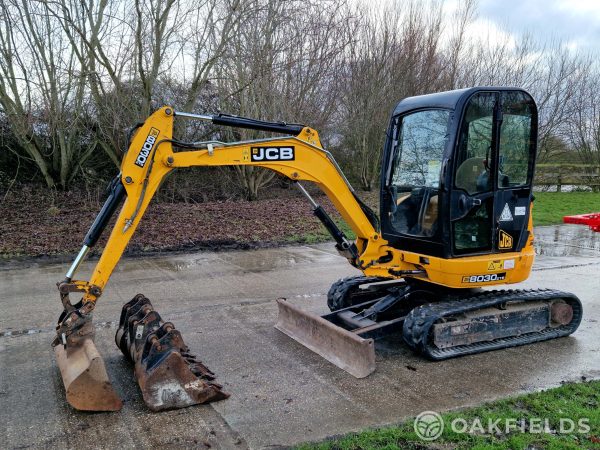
[380,87,537,259]
[280,88,577,375]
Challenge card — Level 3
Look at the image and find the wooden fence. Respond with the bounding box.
[535,164,600,191]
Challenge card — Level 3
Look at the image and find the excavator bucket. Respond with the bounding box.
[54,335,123,411]
[115,294,229,411]
[275,298,376,378]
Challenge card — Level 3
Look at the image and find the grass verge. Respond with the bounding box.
[299,380,600,450]
[534,192,600,226]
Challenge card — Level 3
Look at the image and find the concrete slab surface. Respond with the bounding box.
[1,224,600,449]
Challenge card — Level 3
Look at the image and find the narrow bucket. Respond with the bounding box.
[54,337,123,411]
[275,298,376,378]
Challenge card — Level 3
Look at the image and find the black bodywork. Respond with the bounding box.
[380,87,538,259]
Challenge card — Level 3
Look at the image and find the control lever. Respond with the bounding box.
[459,193,481,213]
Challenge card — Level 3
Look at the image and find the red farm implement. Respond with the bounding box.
[563,213,600,232]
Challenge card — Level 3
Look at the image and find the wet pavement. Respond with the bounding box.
[1,224,600,449]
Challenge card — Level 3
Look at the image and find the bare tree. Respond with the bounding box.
[0,2,55,187]
[442,0,477,89]
[181,0,250,112]
[0,0,94,187]
[564,65,600,191]
[336,0,445,190]
[50,0,138,165]
[215,0,352,200]
[1,0,600,195]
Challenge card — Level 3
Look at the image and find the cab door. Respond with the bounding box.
[450,90,536,256]
[493,90,536,253]
[451,91,498,255]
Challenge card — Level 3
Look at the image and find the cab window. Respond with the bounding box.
[453,92,495,253]
[389,109,450,237]
[498,91,534,188]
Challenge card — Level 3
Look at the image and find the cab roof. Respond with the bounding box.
[392,86,530,116]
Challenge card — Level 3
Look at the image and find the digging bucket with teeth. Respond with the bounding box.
[115,294,229,411]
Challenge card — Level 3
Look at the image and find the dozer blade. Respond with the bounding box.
[275,298,375,378]
[54,336,123,411]
[116,294,229,411]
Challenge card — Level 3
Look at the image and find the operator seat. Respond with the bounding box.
[455,157,486,194]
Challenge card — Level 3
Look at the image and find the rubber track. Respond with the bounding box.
[327,275,386,311]
[402,289,583,360]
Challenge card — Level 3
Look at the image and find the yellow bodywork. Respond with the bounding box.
[78,107,534,304]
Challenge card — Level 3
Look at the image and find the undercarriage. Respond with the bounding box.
[277,275,582,376]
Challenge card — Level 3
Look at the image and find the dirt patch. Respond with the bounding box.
[0,185,378,261]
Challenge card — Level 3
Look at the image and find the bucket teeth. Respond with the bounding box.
[116,294,229,411]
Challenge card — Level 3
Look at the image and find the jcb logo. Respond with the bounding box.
[499,230,513,250]
[251,146,295,161]
[135,128,160,168]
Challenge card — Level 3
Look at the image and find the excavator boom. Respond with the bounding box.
[54,107,399,411]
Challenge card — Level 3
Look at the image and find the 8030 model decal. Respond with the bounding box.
[462,273,506,284]
[251,146,295,161]
[135,127,160,168]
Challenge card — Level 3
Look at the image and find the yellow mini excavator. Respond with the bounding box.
[53,87,582,412]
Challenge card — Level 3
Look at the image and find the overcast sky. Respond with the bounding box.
[473,0,600,53]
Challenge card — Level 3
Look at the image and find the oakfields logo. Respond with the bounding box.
[414,411,444,441]
[135,127,160,168]
[413,411,590,441]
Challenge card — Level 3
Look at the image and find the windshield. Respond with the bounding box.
[389,109,450,237]
[391,109,450,189]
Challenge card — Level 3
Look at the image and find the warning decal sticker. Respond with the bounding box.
[487,260,503,271]
[499,203,513,222]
